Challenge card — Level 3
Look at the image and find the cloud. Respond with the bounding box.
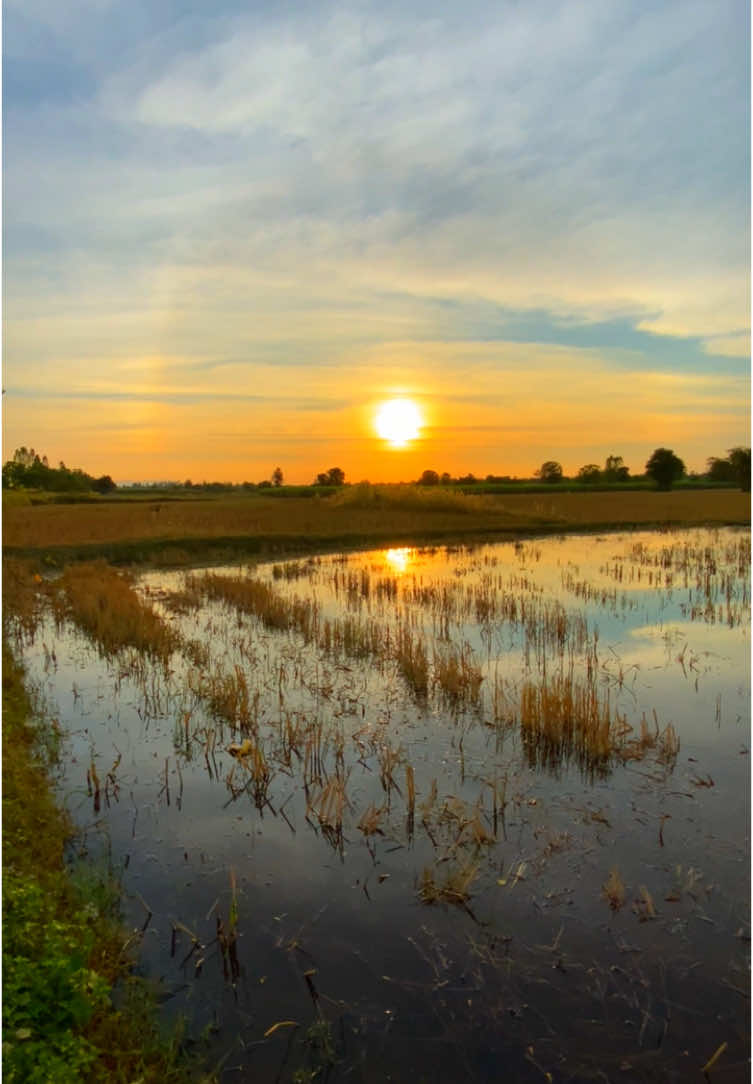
[3,0,748,481]
[701,332,751,359]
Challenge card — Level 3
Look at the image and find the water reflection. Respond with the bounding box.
[383,546,414,575]
[12,527,750,1082]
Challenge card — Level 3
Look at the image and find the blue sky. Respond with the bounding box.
[3,0,750,482]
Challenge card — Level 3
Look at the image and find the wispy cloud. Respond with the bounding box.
[3,0,748,480]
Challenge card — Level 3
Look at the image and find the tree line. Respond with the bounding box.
[2,447,116,494]
[2,446,750,494]
[418,449,750,492]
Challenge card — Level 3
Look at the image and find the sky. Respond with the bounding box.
[3,0,750,484]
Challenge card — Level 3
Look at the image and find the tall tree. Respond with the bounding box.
[727,447,751,492]
[578,464,601,484]
[645,448,685,489]
[604,455,630,482]
[536,461,563,483]
[706,456,735,483]
[272,466,284,487]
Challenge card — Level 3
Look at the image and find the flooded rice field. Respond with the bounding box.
[14,528,751,1082]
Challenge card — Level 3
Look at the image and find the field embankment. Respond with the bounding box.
[1,645,216,1082]
[3,486,749,566]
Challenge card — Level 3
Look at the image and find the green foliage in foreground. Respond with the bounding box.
[3,875,111,1082]
[2,646,213,1083]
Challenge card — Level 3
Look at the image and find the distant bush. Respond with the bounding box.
[314,467,346,486]
[330,482,481,514]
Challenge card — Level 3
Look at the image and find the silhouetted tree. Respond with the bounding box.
[440,472,452,485]
[645,448,685,489]
[314,467,345,486]
[2,447,105,492]
[92,474,116,494]
[604,455,630,482]
[577,464,601,484]
[706,457,735,483]
[14,447,35,467]
[418,469,440,485]
[727,447,751,491]
[536,461,563,483]
[272,466,284,487]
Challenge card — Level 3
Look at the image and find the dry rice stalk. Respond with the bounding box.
[357,804,386,836]
[602,867,626,911]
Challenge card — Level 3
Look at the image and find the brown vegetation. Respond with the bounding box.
[55,561,180,661]
[3,489,748,560]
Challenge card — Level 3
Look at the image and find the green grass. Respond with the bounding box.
[1,644,215,1083]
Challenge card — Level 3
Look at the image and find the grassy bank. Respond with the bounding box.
[1,644,214,1083]
[3,486,749,568]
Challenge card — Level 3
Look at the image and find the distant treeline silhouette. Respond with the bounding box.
[2,447,116,494]
[2,446,750,494]
[417,449,750,492]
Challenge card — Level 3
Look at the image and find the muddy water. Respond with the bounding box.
[19,528,750,1082]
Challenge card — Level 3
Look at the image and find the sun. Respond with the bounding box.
[374,398,423,447]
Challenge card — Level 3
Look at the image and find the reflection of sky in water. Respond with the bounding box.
[238,530,749,744]
[129,529,751,833]
[16,526,750,1080]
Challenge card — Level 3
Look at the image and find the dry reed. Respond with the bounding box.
[418,861,479,907]
[56,561,180,661]
[520,669,625,774]
[602,868,626,911]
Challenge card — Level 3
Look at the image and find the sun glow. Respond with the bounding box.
[384,547,414,575]
[374,398,423,447]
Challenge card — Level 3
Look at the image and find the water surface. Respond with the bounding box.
[18,528,750,1082]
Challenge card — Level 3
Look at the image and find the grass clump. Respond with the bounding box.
[418,861,479,908]
[602,867,626,911]
[196,572,319,641]
[2,644,213,1083]
[520,669,627,776]
[395,624,429,698]
[618,712,680,766]
[56,560,180,661]
[330,482,487,515]
[2,557,47,641]
[433,643,484,706]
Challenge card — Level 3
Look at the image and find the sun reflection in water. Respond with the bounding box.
[384,547,414,575]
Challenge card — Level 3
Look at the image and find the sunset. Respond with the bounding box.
[374,397,424,448]
[3,3,750,1081]
[3,0,749,483]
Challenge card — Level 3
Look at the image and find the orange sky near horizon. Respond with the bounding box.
[4,341,748,484]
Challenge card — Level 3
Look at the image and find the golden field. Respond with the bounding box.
[3,486,749,560]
